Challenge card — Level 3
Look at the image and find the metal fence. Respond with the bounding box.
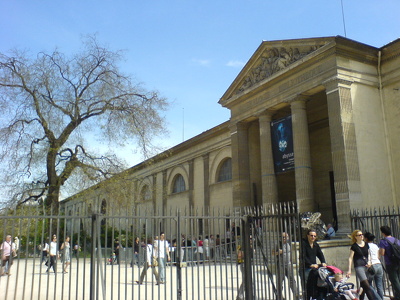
[350,206,400,299]
[0,203,303,300]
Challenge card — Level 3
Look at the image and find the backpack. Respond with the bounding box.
[384,237,400,264]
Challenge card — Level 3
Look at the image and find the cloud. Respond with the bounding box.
[226,60,245,68]
[192,58,211,66]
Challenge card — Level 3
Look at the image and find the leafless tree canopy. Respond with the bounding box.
[0,36,168,209]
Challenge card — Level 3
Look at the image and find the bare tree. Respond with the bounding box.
[0,36,168,211]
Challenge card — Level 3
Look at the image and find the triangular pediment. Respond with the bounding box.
[219,37,336,104]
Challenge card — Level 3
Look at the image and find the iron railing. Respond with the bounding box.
[0,203,303,300]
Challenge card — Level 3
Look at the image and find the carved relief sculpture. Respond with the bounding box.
[237,45,323,94]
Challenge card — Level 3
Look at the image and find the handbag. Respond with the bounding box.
[152,257,158,267]
[363,247,375,276]
[367,265,376,275]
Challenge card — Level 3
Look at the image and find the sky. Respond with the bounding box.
[1,0,399,167]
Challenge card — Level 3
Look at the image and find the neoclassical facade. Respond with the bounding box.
[62,36,400,232]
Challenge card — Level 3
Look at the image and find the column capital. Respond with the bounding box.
[230,121,250,134]
[257,109,277,120]
[286,94,309,105]
[323,77,353,94]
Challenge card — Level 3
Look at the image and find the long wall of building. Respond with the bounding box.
[62,36,400,234]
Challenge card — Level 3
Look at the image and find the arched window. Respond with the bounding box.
[217,158,232,182]
[101,200,107,214]
[140,185,151,201]
[172,174,186,193]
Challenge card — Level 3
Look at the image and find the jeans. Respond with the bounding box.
[158,257,166,282]
[368,264,384,300]
[387,264,400,299]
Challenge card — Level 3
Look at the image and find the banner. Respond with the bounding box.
[271,115,294,173]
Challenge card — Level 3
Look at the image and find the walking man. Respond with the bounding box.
[273,232,298,298]
[155,232,170,283]
[379,226,400,300]
[46,235,58,273]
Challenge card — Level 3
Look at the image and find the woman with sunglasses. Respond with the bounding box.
[346,230,381,300]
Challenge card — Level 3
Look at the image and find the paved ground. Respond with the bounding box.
[0,258,244,300]
[0,257,394,300]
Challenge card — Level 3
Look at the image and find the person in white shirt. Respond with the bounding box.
[42,240,50,265]
[155,232,170,283]
[46,235,58,273]
[136,238,160,285]
[203,236,210,261]
[364,232,384,299]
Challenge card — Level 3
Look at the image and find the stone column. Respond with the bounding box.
[258,110,278,205]
[324,78,358,233]
[230,122,251,207]
[203,153,210,212]
[188,159,195,214]
[290,96,315,213]
[152,174,157,214]
[162,170,167,215]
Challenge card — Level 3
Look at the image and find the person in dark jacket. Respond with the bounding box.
[302,229,327,283]
[302,229,327,300]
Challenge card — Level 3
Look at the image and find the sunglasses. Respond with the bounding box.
[309,235,317,237]
[356,234,363,237]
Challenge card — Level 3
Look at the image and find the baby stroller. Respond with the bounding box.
[108,252,117,265]
[317,266,359,300]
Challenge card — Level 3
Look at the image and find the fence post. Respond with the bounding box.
[90,213,98,300]
[176,211,182,300]
[242,215,253,300]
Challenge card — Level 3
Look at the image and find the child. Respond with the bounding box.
[333,273,362,300]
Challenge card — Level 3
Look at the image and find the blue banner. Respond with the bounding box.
[271,115,294,173]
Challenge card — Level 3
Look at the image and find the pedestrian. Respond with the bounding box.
[73,244,80,259]
[131,237,140,267]
[225,228,231,256]
[301,229,326,300]
[379,225,400,300]
[364,232,384,299]
[155,232,170,283]
[209,235,215,260]
[236,244,245,300]
[215,234,221,260]
[324,223,336,240]
[0,235,14,276]
[273,232,298,298]
[231,222,241,253]
[13,237,19,254]
[136,238,160,285]
[114,239,120,265]
[302,229,326,283]
[203,235,210,261]
[46,235,58,273]
[60,236,71,273]
[42,239,49,265]
[196,236,204,262]
[346,230,380,300]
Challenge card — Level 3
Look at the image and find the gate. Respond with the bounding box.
[0,203,303,300]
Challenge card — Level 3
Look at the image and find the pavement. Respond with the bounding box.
[0,257,394,300]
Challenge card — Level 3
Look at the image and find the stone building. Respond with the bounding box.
[62,36,400,233]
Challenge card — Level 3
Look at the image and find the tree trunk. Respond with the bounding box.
[45,184,60,214]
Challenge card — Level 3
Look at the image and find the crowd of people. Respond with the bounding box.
[2,223,399,299]
[301,226,400,300]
